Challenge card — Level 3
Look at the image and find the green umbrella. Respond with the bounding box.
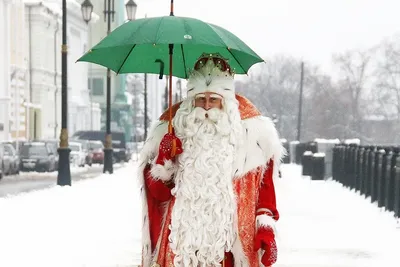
[78,1,263,147]
[77,16,263,78]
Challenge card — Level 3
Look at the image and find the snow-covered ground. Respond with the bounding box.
[0,163,399,267]
[0,162,141,267]
[277,165,400,267]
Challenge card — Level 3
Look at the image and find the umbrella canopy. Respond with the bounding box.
[77,15,264,78]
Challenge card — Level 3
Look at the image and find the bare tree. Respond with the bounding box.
[332,48,376,138]
[302,73,352,140]
[237,50,397,144]
[236,55,302,140]
[369,36,400,144]
[375,36,400,120]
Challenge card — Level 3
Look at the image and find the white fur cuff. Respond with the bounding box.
[150,159,177,182]
[256,214,277,235]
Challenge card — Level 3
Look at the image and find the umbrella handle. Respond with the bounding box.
[154,59,164,79]
[170,0,174,16]
[171,138,176,158]
[168,44,174,134]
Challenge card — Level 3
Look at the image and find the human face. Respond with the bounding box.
[194,92,223,110]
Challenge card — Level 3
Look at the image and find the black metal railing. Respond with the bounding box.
[332,144,400,218]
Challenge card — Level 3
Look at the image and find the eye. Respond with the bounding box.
[195,97,206,103]
[210,98,218,103]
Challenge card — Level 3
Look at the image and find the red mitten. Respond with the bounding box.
[254,226,277,266]
[156,132,183,165]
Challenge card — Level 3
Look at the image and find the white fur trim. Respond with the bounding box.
[140,116,285,180]
[186,60,235,101]
[137,163,151,267]
[150,201,171,265]
[139,121,169,165]
[256,214,277,235]
[138,114,284,265]
[150,159,177,182]
[234,116,286,179]
[256,208,273,216]
[231,212,250,267]
[138,120,170,267]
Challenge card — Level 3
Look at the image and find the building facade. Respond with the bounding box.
[0,0,11,141]
[63,0,101,136]
[9,0,28,141]
[87,0,131,140]
[24,0,101,140]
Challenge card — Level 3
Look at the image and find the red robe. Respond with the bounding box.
[139,94,282,267]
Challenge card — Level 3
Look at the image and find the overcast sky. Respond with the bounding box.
[134,0,400,75]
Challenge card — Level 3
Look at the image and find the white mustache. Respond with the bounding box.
[194,107,221,123]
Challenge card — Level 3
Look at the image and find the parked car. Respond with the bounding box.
[0,143,12,176]
[69,142,86,167]
[71,139,92,166]
[36,139,59,169]
[20,142,57,172]
[72,130,127,162]
[89,140,104,164]
[3,143,19,174]
[8,140,28,154]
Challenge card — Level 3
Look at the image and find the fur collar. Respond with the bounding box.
[139,114,284,179]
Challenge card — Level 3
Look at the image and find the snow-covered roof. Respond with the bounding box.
[25,0,61,16]
[313,152,326,158]
[344,138,361,145]
[314,138,341,144]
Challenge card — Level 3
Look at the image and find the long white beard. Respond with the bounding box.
[169,101,243,267]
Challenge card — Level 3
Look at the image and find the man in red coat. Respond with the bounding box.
[138,53,284,267]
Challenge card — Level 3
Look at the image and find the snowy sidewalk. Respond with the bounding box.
[0,162,142,267]
[276,164,400,267]
[0,163,399,266]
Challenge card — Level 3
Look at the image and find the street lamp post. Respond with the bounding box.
[81,0,137,174]
[57,0,71,186]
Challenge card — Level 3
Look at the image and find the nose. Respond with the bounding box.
[204,100,210,110]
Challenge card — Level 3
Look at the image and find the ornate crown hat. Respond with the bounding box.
[186,53,235,100]
[193,53,235,76]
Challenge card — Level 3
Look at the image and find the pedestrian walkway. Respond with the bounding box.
[0,162,142,267]
[0,163,399,266]
[276,164,400,267]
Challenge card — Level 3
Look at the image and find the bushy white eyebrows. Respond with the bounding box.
[195,93,206,99]
[194,93,223,99]
[210,94,222,99]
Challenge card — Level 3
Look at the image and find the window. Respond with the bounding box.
[89,78,104,96]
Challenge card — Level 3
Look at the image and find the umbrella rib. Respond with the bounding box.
[227,48,247,75]
[116,44,137,74]
[180,44,188,78]
[153,16,165,44]
[205,23,248,74]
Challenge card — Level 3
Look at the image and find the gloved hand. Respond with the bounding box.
[156,132,183,165]
[254,226,277,266]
